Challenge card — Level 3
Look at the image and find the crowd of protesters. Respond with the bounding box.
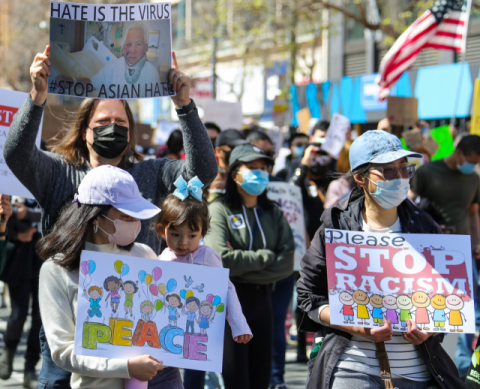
[0,44,479,389]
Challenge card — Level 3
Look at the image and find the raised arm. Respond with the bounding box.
[156,52,217,194]
[4,47,65,207]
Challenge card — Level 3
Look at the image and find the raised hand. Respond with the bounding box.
[30,46,51,105]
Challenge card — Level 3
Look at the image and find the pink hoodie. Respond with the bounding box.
[158,245,252,338]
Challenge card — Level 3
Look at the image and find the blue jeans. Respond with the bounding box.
[329,368,438,389]
[270,274,294,387]
[186,320,195,334]
[454,257,480,378]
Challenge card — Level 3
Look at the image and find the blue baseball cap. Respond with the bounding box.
[349,130,422,171]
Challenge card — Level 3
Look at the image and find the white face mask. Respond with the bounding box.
[97,215,141,246]
[366,177,410,210]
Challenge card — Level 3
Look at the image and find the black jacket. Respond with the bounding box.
[297,189,466,389]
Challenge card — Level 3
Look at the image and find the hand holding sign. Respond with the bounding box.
[169,51,191,109]
[127,355,164,381]
[30,46,51,104]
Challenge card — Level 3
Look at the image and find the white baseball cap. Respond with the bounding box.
[73,165,160,220]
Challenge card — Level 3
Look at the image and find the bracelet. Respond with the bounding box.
[0,232,6,237]
[175,99,196,115]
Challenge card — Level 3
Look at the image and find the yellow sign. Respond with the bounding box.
[471,79,480,136]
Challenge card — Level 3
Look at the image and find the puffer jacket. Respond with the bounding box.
[297,189,466,389]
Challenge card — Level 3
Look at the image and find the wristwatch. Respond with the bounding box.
[175,99,196,115]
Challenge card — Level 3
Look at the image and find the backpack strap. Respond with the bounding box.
[375,341,395,389]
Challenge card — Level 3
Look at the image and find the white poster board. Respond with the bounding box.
[326,229,475,333]
[48,1,174,99]
[321,113,350,159]
[74,251,229,372]
[267,182,306,271]
[0,90,42,199]
[203,100,243,131]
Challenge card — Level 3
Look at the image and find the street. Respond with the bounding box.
[0,305,308,389]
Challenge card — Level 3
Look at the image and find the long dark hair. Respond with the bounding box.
[221,160,276,211]
[37,202,111,271]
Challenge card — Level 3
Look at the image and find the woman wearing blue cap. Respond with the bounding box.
[297,130,464,389]
[36,166,183,389]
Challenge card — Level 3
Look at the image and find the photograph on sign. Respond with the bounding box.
[325,229,475,333]
[48,1,174,99]
[0,89,42,199]
[74,251,229,372]
[266,182,306,271]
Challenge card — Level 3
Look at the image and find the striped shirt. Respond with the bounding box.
[336,217,431,381]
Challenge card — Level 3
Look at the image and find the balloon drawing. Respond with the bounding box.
[167,278,177,293]
[138,270,147,284]
[152,267,162,282]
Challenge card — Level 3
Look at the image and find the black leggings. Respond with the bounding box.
[4,277,42,370]
[222,283,273,389]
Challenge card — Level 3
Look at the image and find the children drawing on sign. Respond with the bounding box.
[83,286,103,319]
[183,296,200,333]
[369,294,384,327]
[104,275,123,315]
[431,294,447,332]
[155,178,252,344]
[122,280,139,318]
[412,291,431,330]
[338,291,355,324]
[352,290,370,325]
[446,294,466,332]
[397,295,413,330]
[383,295,399,329]
[165,294,182,327]
[198,301,214,335]
[140,300,154,322]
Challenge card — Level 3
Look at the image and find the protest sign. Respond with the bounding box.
[430,125,455,160]
[48,1,174,99]
[74,251,229,372]
[203,100,243,131]
[387,96,418,127]
[0,90,42,199]
[325,229,474,333]
[472,79,480,136]
[401,129,423,151]
[296,107,311,134]
[266,182,306,271]
[321,113,350,159]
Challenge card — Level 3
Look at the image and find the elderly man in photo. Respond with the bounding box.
[90,23,161,97]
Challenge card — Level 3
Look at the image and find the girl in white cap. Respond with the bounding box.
[37,166,184,389]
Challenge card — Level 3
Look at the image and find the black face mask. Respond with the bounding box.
[90,123,129,159]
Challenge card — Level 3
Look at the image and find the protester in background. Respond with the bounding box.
[0,198,42,388]
[156,129,184,160]
[37,166,184,389]
[414,120,430,134]
[324,140,354,209]
[5,46,217,389]
[377,118,392,133]
[310,120,330,143]
[246,130,275,158]
[207,129,248,201]
[297,130,463,389]
[410,135,480,379]
[274,133,309,181]
[0,194,12,262]
[206,144,294,389]
[204,122,221,148]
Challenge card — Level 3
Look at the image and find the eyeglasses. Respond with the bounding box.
[368,164,416,181]
[312,155,331,166]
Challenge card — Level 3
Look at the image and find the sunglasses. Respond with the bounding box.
[368,164,416,181]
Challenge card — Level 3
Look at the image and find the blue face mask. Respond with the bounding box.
[237,169,269,196]
[366,177,410,210]
[293,145,306,158]
[457,152,476,175]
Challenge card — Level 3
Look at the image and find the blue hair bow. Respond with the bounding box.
[173,176,204,202]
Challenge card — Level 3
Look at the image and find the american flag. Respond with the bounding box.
[377,0,469,100]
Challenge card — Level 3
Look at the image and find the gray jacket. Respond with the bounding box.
[4,96,217,254]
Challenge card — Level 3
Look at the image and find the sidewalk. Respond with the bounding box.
[0,305,308,389]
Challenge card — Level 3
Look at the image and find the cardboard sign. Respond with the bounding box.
[203,100,243,131]
[321,113,350,159]
[48,1,174,99]
[325,229,474,333]
[401,129,423,151]
[387,96,418,127]
[74,251,229,372]
[296,107,311,135]
[266,182,306,271]
[0,90,42,199]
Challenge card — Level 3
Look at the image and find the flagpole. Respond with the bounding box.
[451,0,473,127]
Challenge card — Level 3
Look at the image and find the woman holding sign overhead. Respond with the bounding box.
[37,165,184,389]
[297,130,465,389]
